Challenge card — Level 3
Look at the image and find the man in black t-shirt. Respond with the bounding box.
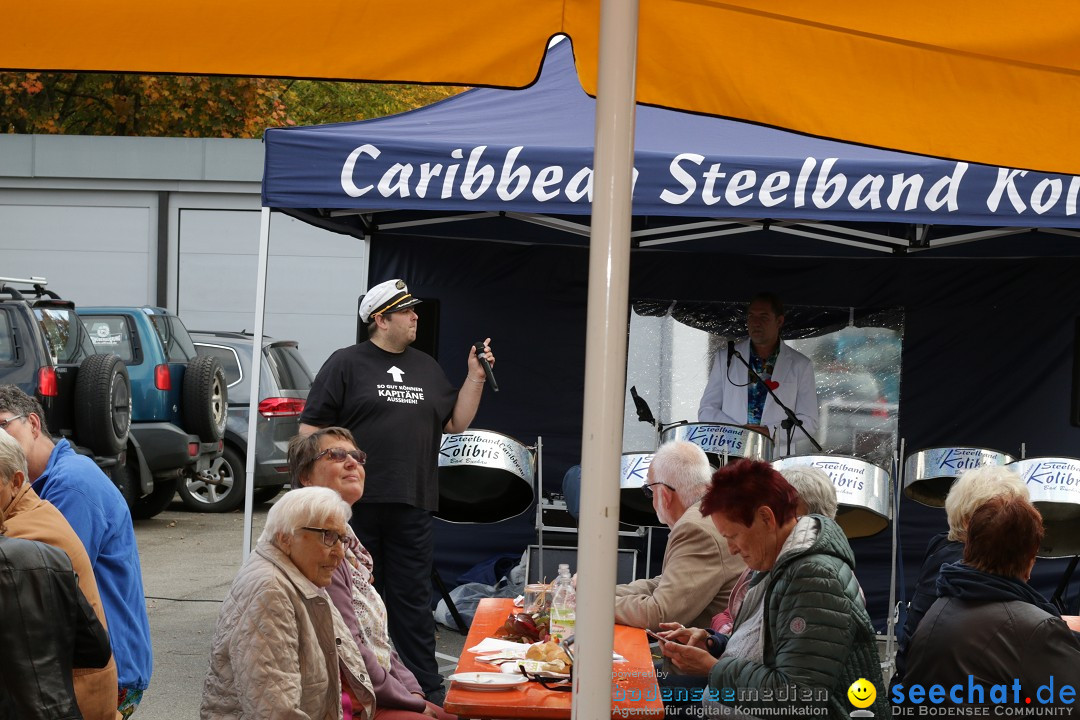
[300,278,494,703]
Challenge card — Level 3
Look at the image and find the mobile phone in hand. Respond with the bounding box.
[648,626,682,643]
[646,629,680,644]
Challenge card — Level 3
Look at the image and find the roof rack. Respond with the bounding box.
[0,276,47,286]
[0,277,59,301]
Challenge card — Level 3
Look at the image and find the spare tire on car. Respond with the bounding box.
[182,355,227,443]
[74,353,131,456]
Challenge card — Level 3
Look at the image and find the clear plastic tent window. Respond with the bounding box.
[624,300,903,471]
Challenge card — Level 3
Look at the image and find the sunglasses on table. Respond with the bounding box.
[518,665,572,691]
[299,527,359,550]
[641,481,675,500]
[315,447,367,465]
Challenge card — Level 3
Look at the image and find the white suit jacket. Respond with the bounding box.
[697,338,820,456]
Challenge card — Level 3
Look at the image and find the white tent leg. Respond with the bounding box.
[575,2,639,718]
[242,207,272,560]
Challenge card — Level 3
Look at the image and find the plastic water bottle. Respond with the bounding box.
[549,563,576,644]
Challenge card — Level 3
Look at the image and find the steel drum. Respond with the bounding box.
[904,447,1016,507]
[773,455,891,538]
[619,452,663,527]
[1009,457,1080,558]
[661,422,774,466]
[436,430,535,523]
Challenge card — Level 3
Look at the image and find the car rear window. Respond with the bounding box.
[150,314,198,363]
[266,345,313,391]
[195,343,242,386]
[34,307,89,365]
[82,315,136,363]
[0,311,14,364]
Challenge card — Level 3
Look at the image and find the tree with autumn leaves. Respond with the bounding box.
[0,73,460,137]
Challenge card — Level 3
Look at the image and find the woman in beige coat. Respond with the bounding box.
[201,487,375,720]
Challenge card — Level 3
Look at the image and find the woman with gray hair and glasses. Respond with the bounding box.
[201,486,375,720]
[289,428,456,720]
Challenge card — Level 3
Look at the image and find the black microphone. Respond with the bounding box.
[473,341,498,392]
[629,385,656,426]
[726,339,735,368]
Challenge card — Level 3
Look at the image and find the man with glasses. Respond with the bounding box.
[299,278,495,704]
[0,385,152,718]
[612,440,745,631]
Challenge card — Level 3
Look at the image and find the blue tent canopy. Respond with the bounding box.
[256,40,1080,622]
[263,41,1080,254]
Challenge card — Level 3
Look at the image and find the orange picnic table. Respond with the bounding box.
[443,597,665,720]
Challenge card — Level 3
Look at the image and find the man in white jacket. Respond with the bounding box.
[698,292,820,457]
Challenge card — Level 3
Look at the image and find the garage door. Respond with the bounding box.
[176,208,367,370]
[0,189,154,305]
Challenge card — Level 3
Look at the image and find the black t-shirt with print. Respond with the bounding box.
[301,341,458,510]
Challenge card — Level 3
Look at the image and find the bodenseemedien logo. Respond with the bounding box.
[848,678,877,717]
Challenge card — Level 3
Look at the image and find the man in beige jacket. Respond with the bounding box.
[613,440,745,631]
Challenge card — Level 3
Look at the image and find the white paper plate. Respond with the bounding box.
[449,672,529,691]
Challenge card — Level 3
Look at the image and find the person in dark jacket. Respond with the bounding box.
[899,495,1080,708]
[894,465,1028,682]
[0,515,112,720]
[661,460,887,720]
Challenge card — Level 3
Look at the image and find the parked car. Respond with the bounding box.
[188,331,313,512]
[78,307,226,519]
[816,371,898,469]
[0,277,131,473]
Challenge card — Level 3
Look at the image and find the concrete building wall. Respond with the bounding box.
[0,134,366,370]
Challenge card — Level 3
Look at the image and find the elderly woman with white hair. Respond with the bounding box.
[200,486,375,720]
[289,428,455,720]
[892,464,1029,684]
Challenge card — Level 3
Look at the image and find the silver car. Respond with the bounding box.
[183,331,313,512]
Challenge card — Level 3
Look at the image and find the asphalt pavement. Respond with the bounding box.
[133,496,467,720]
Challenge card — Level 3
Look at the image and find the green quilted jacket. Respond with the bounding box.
[707,515,888,720]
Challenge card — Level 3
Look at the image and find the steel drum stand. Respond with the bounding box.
[431,567,469,634]
[883,439,903,683]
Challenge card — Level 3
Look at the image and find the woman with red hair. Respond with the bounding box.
[661,459,885,720]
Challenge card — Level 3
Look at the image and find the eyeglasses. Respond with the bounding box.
[315,448,367,465]
[299,527,357,550]
[641,481,676,500]
[0,414,24,430]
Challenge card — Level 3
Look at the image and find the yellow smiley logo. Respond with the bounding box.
[847,678,876,708]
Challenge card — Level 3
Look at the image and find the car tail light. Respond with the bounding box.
[155,364,171,391]
[258,397,306,418]
[872,399,890,418]
[37,367,58,397]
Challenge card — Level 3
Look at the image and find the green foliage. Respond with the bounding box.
[0,73,463,137]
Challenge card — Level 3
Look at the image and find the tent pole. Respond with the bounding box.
[242,207,272,560]
[575,2,639,719]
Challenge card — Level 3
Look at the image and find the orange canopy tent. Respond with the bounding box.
[6,6,1079,715]
[3,1,1079,173]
